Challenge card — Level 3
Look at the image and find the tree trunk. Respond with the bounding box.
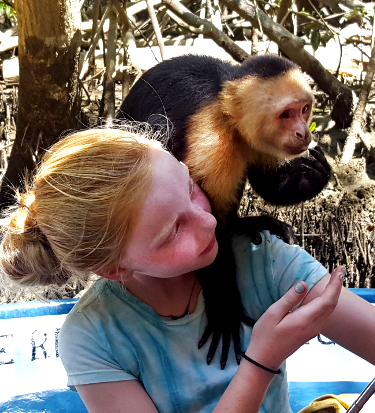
[0,0,81,209]
[341,42,375,163]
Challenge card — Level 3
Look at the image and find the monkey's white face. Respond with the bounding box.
[271,95,312,157]
[118,148,218,279]
[223,68,314,163]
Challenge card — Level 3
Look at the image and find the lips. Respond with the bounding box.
[201,234,216,255]
[286,144,309,155]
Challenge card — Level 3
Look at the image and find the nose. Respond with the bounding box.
[192,204,217,233]
[295,123,311,145]
[198,208,217,230]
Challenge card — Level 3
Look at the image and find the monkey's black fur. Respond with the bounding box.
[116,54,331,369]
[117,54,298,160]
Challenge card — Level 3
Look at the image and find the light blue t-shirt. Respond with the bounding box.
[59,231,328,413]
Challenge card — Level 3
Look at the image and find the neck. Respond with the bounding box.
[122,272,201,319]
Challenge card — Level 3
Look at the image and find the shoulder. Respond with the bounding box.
[59,278,113,349]
[231,230,323,275]
[232,231,327,318]
[58,279,142,386]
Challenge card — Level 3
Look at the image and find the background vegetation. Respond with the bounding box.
[0,0,374,302]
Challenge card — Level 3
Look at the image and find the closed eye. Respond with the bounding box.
[165,222,180,244]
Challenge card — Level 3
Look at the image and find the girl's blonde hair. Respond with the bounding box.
[0,128,163,287]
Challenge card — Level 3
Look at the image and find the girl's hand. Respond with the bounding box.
[244,266,345,372]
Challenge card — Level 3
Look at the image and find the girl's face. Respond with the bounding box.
[120,148,218,279]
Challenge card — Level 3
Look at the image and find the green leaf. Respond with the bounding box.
[309,121,316,132]
[4,5,12,19]
[311,30,321,51]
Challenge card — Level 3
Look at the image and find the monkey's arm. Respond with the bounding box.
[196,226,255,369]
[247,146,331,206]
[197,148,329,367]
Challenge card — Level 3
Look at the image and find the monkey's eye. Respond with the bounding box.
[280,109,292,118]
[302,105,310,114]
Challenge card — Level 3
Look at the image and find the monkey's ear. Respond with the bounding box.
[98,266,133,281]
[220,79,243,121]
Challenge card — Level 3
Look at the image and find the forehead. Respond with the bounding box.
[149,148,186,191]
[135,148,188,221]
[238,69,313,115]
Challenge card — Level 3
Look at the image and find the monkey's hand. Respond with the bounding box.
[231,215,295,245]
[247,146,331,206]
[196,228,255,369]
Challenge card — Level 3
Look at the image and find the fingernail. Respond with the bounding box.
[340,268,346,281]
[295,282,305,294]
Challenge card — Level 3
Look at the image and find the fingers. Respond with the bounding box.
[220,332,231,370]
[321,265,345,301]
[198,324,213,349]
[308,146,331,175]
[266,266,345,326]
[292,266,345,326]
[207,330,221,365]
[309,146,329,166]
[265,281,309,324]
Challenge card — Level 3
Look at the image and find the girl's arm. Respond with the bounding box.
[302,273,375,365]
[76,380,159,413]
[75,267,343,413]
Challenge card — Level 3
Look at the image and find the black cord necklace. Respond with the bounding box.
[157,277,197,320]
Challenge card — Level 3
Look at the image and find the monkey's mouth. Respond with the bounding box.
[285,144,309,156]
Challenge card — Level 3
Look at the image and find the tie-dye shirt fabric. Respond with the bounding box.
[59,231,327,413]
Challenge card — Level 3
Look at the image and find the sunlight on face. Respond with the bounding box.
[120,148,218,279]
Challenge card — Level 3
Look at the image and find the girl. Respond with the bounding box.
[0,128,374,413]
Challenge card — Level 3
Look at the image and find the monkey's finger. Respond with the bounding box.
[267,220,294,244]
[309,147,331,171]
[299,165,330,192]
[232,328,242,365]
[207,330,221,365]
[220,332,231,370]
[310,145,325,158]
[301,157,330,178]
[250,231,263,245]
[241,313,256,327]
[198,324,213,349]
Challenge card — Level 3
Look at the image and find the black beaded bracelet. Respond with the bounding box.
[241,352,281,375]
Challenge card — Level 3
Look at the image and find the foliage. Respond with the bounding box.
[0,2,16,21]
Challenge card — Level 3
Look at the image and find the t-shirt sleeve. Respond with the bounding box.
[59,309,139,390]
[232,230,328,321]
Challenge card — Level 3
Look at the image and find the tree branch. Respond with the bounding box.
[220,0,354,127]
[162,0,250,62]
[341,34,375,162]
[146,0,166,59]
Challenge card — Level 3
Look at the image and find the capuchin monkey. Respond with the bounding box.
[116,54,331,368]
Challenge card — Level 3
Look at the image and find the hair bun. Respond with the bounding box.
[0,193,71,287]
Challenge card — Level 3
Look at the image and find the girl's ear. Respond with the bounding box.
[98,266,133,281]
